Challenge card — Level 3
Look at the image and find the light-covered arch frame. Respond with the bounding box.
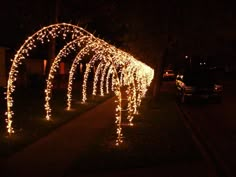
[45,35,95,120]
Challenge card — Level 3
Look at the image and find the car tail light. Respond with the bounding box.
[214,84,223,92]
[184,85,195,93]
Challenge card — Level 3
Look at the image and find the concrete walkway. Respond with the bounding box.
[2,97,116,177]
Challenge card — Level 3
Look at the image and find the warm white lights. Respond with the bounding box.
[5,23,154,145]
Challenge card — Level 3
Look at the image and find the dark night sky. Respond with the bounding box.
[0,0,236,65]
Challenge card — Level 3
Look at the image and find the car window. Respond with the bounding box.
[183,68,222,86]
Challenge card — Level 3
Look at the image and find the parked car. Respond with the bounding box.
[162,69,175,80]
[176,58,223,103]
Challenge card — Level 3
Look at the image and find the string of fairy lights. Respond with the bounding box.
[5,23,154,145]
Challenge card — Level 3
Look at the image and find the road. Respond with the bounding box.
[176,80,236,177]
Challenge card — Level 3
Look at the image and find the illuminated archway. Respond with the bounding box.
[6,23,154,146]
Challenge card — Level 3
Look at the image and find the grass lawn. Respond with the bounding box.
[0,84,112,158]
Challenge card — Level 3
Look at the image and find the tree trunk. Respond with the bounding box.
[152,49,168,103]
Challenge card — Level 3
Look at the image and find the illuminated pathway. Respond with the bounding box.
[5,23,154,145]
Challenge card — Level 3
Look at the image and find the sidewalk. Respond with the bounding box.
[2,97,117,177]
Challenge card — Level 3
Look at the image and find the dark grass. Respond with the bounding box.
[0,84,112,158]
[65,90,203,176]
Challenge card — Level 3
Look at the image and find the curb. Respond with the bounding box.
[175,102,233,177]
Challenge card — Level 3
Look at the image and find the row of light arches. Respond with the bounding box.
[6,23,154,145]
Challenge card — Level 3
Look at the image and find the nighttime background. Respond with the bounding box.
[1,1,236,176]
[0,0,236,67]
